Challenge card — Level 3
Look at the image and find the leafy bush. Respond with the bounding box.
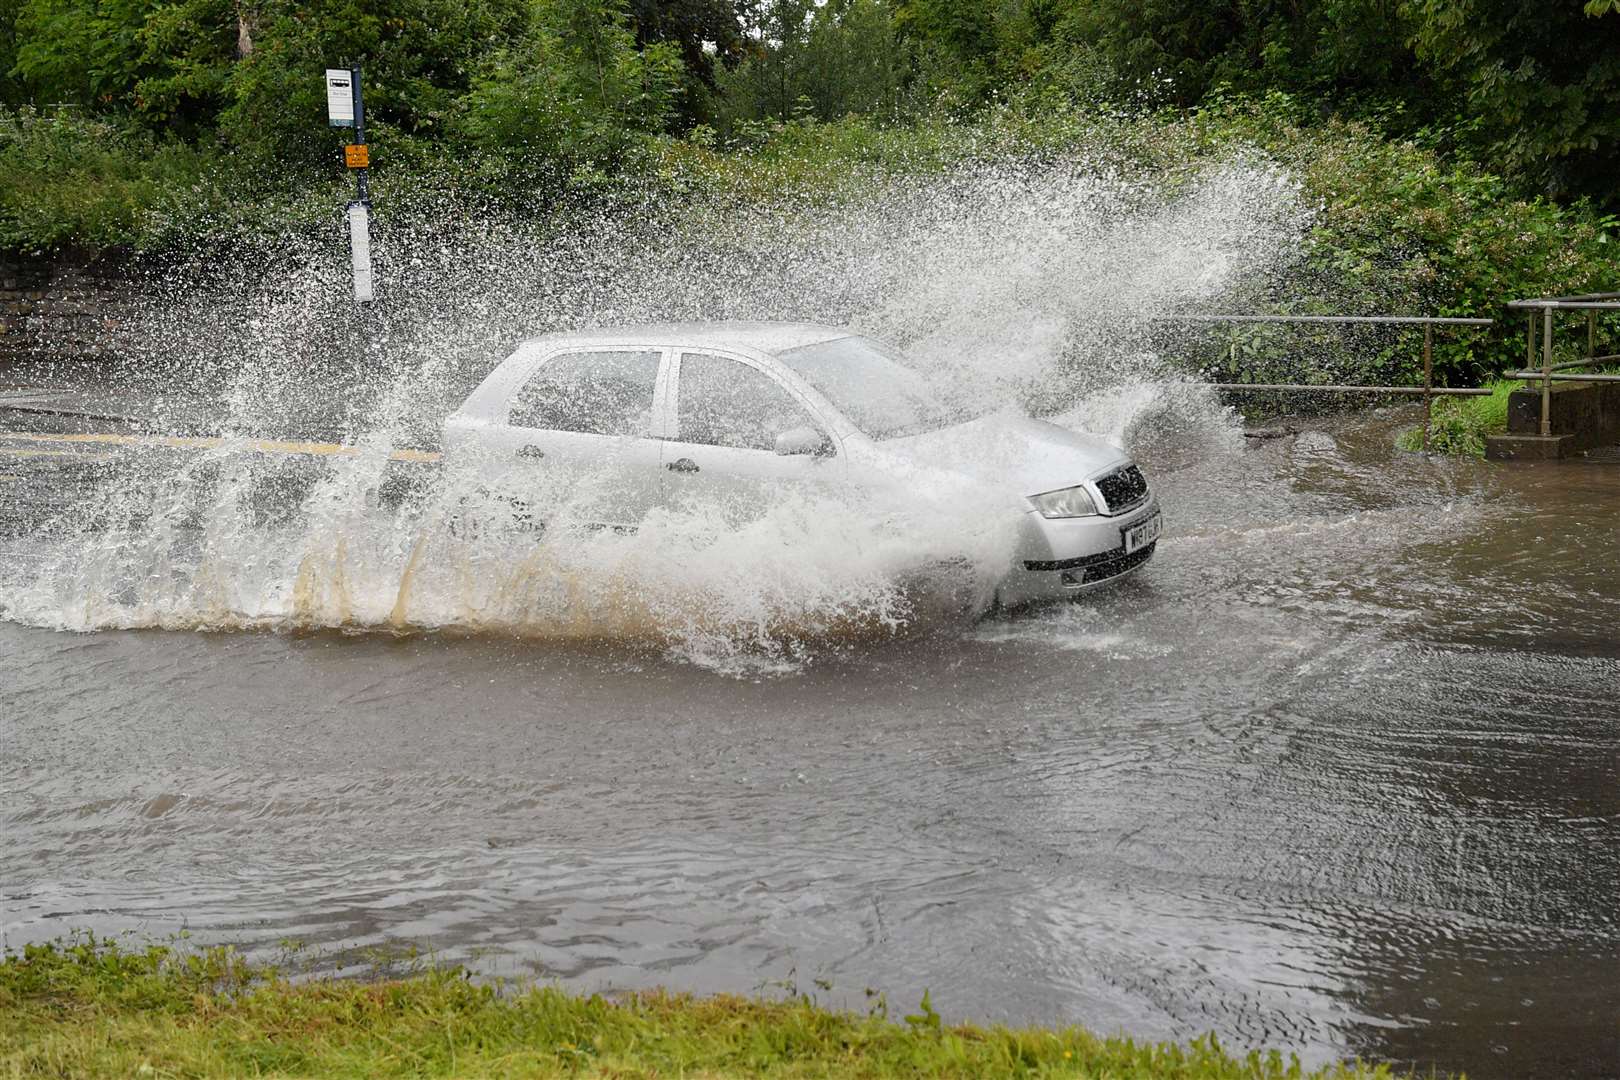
[1152,96,1618,385]
[1395,380,1519,456]
[0,109,218,252]
[453,0,684,179]
[3,91,1616,396]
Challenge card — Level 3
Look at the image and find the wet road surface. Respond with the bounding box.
[2,402,1618,1079]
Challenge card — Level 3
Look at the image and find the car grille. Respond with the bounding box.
[1095,465,1148,514]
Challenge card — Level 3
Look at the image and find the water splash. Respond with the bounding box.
[0,154,1309,672]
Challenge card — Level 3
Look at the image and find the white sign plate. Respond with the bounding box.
[326,69,354,127]
[347,202,374,302]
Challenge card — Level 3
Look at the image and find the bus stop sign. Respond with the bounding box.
[325,69,355,127]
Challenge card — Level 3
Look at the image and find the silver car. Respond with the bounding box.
[442,322,1161,607]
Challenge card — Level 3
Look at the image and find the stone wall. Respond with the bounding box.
[0,251,133,365]
[1486,379,1620,459]
[1509,380,1620,448]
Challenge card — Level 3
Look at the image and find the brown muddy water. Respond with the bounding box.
[2,411,1617,1079]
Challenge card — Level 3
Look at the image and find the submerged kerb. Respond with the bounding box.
[0,939,1430,1078]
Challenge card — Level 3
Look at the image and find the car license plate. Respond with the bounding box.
[1123,511,1161,554]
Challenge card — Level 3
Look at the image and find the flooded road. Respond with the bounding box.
[3,407,1616,1080]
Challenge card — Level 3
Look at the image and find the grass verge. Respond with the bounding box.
[0,936,1440,1078]
[1400,369,1620,455]
[1398,379,1520,456]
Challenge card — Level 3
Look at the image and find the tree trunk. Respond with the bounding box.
[236,3,257,58]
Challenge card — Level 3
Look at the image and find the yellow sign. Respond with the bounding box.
[344,143,370,168]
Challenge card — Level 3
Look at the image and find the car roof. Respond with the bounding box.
[518,321,852,356]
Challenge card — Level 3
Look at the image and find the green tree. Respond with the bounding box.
[131,0,236,135]
[893,0,995,104]
[1404,0,1620,199]
[0,2,24,106]
[895,0,991,68]
[714,0,915,127]
[215,0,528,169]
[8,0,533,167]
[625,0,752,94]
[796,0,911,119]
[746,0,817,121]
[1018,0,1427,112]
[455,0,682,175]
[623,0,754,126]
[11,0,157,110]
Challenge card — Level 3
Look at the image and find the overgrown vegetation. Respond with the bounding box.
[5,0,1620,196]
[0,936,1441,1078]
[4,94,1617,386]
[1397,379,1520,456]
[1,0,1617,395]
[1396,366,1620,455]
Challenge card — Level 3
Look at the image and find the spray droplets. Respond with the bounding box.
[0,154,1306,673]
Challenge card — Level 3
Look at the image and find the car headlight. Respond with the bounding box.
[1028,484,1098,518]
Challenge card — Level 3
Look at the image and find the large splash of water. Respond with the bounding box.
[0,156,1309,672]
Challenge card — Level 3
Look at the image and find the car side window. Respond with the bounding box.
[676,353,825,452]
[509,350,660,436]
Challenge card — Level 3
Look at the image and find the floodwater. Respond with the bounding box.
[3,404,1617,1080]
[2,157,1617,1076]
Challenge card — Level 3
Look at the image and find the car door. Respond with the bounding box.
[662,351,844,518]
[476,346,669,530]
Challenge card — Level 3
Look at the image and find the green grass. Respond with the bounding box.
[0,936,1445,1078]
[1400,367,1620,455]
[1398,379,1521,456]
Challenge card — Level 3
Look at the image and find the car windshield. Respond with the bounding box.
[774,336,971,439]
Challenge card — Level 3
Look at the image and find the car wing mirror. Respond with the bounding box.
[774,426,833,457]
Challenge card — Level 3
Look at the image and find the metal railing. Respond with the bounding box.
[1503,293,1620,437]
[1157,314,1495,452]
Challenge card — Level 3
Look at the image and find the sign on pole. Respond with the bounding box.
[332,64,372,303]
[347,202,374,302]
[325,69,355,127]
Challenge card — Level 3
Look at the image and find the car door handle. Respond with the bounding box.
[666,457,700,474]
[516,445,545,460]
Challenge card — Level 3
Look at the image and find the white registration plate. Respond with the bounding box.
[1123,511,1162,554]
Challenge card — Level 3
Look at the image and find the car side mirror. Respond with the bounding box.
[774,426,832,457]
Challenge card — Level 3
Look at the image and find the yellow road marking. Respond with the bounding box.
[0,430,440,463]
[0,447,117,460]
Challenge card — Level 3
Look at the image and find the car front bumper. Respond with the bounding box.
[995,496,1161,607]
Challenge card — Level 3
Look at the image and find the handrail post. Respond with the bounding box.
[1422,322,1433,453]
[1527,311,1535,372]
[1541,307,1553,437]
[1589,309,1597,364]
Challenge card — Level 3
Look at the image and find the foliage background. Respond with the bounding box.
[1,0,1617,385]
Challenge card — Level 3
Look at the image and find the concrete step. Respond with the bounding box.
[1485,433,1575,460]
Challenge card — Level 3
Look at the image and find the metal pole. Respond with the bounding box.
[1422,322,1433,454]
[1158,314,1492,325]
[1589,309,1597,364]
[351,64,369,206]
[346,64,374,306]
[1206,384,1492,394]
[1541,308,1553,437]
[1527,311,1535,372]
